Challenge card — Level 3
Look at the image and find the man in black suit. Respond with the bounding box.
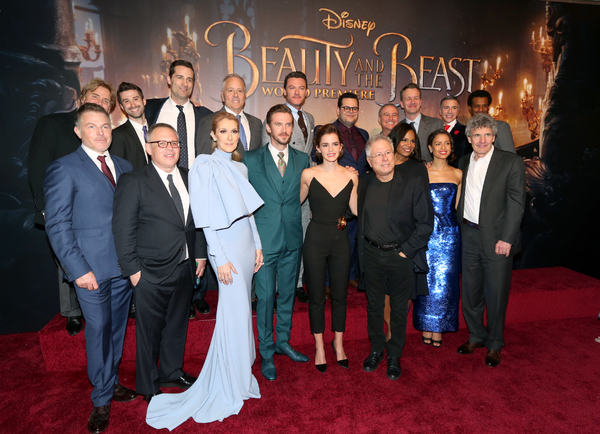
[28,78,116,336]
[112,123,207,402]
[358,135,433,380]
[144,59,212,317]
[456,114,525,368]
[439,96,469,166]
[111,82,149,170]
[467,90,516,153]
[196,73,263,157]
[399,83,444,162]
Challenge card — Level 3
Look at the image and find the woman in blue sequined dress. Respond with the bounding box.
[413,129,462,347]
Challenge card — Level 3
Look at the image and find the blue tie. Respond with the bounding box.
[238,114,248,151]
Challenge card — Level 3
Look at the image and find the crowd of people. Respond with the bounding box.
[29,59,526,433]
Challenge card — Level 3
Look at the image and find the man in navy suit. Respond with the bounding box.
[314,92,369,288]
[44,103,137,434]
[439,96,469,167]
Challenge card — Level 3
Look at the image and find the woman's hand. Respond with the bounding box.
[254,249,264,273]
[217,262,238,285]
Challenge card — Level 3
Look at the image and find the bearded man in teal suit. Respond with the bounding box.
[243,104,310,381]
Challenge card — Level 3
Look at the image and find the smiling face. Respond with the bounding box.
[468,96,490,117]
[367,138,395,180]
[211,118,240,154]
[167,65,194,104]
[439,99,460,124]
[221,76,246,114]
[316,133,342,163]
[379,105,399,136]
[429,133,452,160]
[118,89,146,120]
[395,128,416,160]
[336,97,359,128]
[145,126,180,172]
[284,77,308,110]
[467,127,495,160]
[75,110,112,153]
[81,86,112,113]
[400,88,422,119]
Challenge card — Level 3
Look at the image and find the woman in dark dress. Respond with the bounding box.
[413,129,462,347]
[300,124,358,373]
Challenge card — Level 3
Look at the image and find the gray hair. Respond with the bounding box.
[221,73,247,93]
[439,95,460,109]
[378,103,399,118]
[365,134,393,157]
[466,113,497,138]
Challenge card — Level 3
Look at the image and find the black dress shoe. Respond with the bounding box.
[387,356,402,380]
[88,404,110,434]
[188,304,197,319]
[457,340,485,355]
[363,351,384,372]
[113,383,137,403]
[485,350,501,368]
[160,372,197,390]
[194,299,210,314]
[66,316,84,336]
[261,357,277,381]
[331,340,348,369]
[296,287,309,304]
[143,391,163,404]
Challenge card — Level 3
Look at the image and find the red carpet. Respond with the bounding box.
[1,267,599,433]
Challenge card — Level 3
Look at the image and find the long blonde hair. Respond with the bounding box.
[211,112,243,162]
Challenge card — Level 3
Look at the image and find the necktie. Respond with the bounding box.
[297,110,308,143]
[277,152,286,177]
[176,105,188,168]
[97,155,115,188]
[409,121,416,131]
[444,124,450,132]
[167,174,185,224]
[238,114,248,151]
[347,128,359,161]
[142,125,148,143]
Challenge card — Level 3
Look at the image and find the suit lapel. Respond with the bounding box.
[481,149,503,200]
[77,147,116,191]
[281,147,296,200]
[146,164,185,228]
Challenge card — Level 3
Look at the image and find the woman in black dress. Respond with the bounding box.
[300,124,358,373]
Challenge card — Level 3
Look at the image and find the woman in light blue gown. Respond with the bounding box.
[146,112,264,429]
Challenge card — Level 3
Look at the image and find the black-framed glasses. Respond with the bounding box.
[341,106,359,113]
[148,140,180,148]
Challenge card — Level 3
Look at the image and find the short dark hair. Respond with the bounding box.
[147,123,178,142]
[337,92,358,108]
[169,59,195,80]
[400,82,421,100]
[427,129,456,163]
[439,95,460,109]
[388,122,423,163]
[117,82,145,105]
[467,89,492,107]
[266,104,294,126]
[314,124,345,163]
[75,103,110,129]
[378,103,399,118]
[283,71,308,89]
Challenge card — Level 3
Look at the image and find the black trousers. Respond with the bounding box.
[461,225,513,352]
[134,261,193,395]
[363,242,414,358]
[304,222,350,334]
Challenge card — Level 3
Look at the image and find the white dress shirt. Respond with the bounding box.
[81,144,116,181]
[445,119,457,130]
[406,112,422,132]
[156,97,196,167]
[463,146,495,224]
[129,119,149,163]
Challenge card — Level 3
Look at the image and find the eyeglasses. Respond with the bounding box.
[369,150,393,160]
[148,140,180,148]
[341,106,359,113]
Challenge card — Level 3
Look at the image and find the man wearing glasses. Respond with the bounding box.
[357,135,433,380]
[112,123,207,403]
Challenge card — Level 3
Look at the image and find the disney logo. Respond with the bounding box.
[319,8,376,37]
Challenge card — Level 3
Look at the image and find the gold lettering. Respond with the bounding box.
[373,32,415,102]
[419,56,435,89]
[355,58,364,72]
[462,58,480,93]
[334,50,354,86]
[261,47,279,83]
[376,74,382,88]
[262,86,274,96]
[319,8,342,30]
[276,48,297,82]
[448,58,465,96]
[430,57,450,92]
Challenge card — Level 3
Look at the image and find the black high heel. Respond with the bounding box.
[315,363,327,373]
[331,340,349,369]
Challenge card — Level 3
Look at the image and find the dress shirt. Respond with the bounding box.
[152,162,189,260]
[445,119,457,130]
[337,121,366,160]
[224,106,251,146]
[156,97,196,167]
[463,146,495,224]
[406,113,422,132]
[81,144,116,181]
[268,143,289,166]
[129,119,149,163]
[285,103,307,132]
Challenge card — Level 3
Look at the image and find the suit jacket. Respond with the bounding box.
[144,97,212,154]
[457,149,526,259]
[495,120,516,153]
[112,164,207,285]
[262,108,315,155]
[243,145,310,252]
[357,166,434,285]
[449,121,470,168]
[195,107,263,157]
[28,109,81,225]
[111,120,148,170]
[43,147,133,282]
[312,120,370,176]
[401,113,445,162]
